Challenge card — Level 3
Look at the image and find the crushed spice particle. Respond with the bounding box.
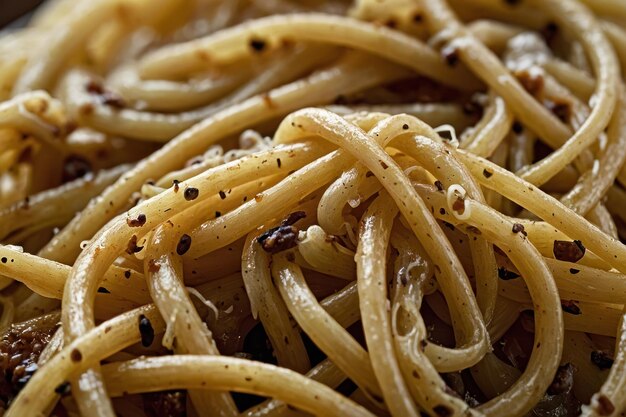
[553,240,585,263]
[127,214,146,227]
[591,351,614,370]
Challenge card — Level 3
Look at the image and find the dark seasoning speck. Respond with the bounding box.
[184,187,199,201]
[139,315,155,347]
[258,211,306,254]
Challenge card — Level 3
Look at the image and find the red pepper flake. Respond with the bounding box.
[184,187,199,201]
[482,169,493,178]
[402,124,409,130]
[434,180,444,191]
[591,351,614,370]
[511,223,527,236]
[380,161,389,170]
[218,190,227,200]
[127,214,146,227]
[561,300,581,315]
[277,158,282,168]
[124,270,131,279]
[172,180,180,193]
[176,234,192,256]
[553,240,585,263]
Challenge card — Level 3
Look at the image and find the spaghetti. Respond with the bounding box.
[0,0,625,416]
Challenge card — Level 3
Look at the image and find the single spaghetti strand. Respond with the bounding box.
[355,193,419,417]
[137,13,479,89]
[144,223,238,416]
[241,235,310,373]
[101,356,376,417]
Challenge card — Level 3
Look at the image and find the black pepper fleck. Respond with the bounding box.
[249,38,266,52]
[591,351,614,370]
[139,315,155,347]
[511,223,527,236]
[184,187,199,201]
[176,234,192,256]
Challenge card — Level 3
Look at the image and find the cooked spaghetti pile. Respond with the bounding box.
[1,0,626,416]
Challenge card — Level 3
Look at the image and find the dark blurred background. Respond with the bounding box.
[0,0,45,28]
